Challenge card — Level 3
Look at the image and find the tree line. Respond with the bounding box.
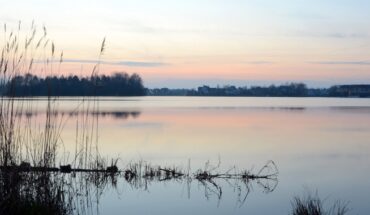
[148,83,370,97]
[2,75,370,97]
[149,83,318,97]
[2,72,146,96]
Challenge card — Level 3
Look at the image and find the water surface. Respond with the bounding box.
[21,97,370,214]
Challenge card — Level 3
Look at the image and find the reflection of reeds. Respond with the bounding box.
[0,170,112,215]
[0,171,69,215]
[2,158,351,215]
[119,160,278,207]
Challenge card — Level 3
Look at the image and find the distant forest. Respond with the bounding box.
[2,73,370,97]
[148,83,370,98]
[2,72,146,96]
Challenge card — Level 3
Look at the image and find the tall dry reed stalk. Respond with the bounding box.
[0,22,77,168]
[0,21,107,169]
[71,37,106,170]
[0,21,110,215]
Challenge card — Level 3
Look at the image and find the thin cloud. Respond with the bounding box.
[326,33,368,39]
[55,58,168,67]
[309,61,370,65]
[245,61,274,65]
[289,29,369,39]
[116,61,167,67]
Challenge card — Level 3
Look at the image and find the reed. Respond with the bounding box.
[291,190,350,215]
[0,21,109,172]
[0,21,63,168]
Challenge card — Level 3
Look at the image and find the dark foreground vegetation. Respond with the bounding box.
[148,83,370,97]
[291,190,350,215]
[0,158,350,215]
[0,160,279,215]
[2,73,146,96]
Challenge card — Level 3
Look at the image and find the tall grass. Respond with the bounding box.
[0,21,106,169]
[291,190,350,215]
[0,21,62,167]
[0,21,107,214]
[71,37,106,170]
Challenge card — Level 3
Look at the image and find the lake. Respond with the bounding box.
[15,97,370,214]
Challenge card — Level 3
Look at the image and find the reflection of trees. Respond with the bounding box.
[16,111,141,120]
[90,111,141,119]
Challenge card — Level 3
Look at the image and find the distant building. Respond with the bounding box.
[329,85,370,97]
[224,86,238,96]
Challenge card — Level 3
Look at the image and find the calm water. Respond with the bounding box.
[21,97,370,214]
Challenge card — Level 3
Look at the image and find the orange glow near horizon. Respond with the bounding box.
[2,1,370,87]
[41,60,370,88]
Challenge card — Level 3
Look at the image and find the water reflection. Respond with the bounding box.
[0,160,278,215]
[17,111,141,120]
[3,97,370,214]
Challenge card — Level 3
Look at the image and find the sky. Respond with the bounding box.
[1,0,370,88]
